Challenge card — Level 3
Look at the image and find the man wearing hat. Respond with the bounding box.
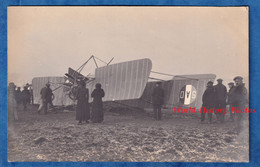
[21,85,31,111]
[233,76,248,106]
[232,76,248,134]
[201,81,215,123]
[227,82,236,121]
[152,82,164,120]
[15,87,22,107]
[38,83,54,114]
[214,78,227,123]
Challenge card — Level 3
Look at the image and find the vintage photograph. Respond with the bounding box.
[7,6,249,162]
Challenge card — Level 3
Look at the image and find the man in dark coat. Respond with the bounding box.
[91,83,105,123]
[214,78,227,122]
[15,87,22,107]
[201,81,215,123]
[233,76,248,134]
[21,86,31,111]
[152,82,164,120]
[39,83,54,114]
[227,82,236,121]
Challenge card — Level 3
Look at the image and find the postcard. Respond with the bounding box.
[7,6,249,162]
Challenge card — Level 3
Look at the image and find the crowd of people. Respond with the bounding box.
[150,76,248,124]
[7,80,106,125]
[7,82,33,122]
[37,81,105,125]
[201,76,248,133]
[8,75,248,130]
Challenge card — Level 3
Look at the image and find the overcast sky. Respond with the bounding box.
[8,6,248,88]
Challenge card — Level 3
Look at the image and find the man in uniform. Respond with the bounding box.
[152,82,164,120]
[232,76,248,134]
[214,78,227,123]
[227,82,236,121]
[201,81,215,123]
[38,83,54,114]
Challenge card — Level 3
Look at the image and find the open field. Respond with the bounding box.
[8,104,249,162]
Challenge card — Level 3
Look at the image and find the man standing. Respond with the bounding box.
[232,76,248,134]
[152,82,164,120]
[39,83,54,114]
[214,78,227,123]
[227,82,236,121]
[8,82,18,122]
[15,87,22,108]
[21,85,31,111]
[201,81,215,123]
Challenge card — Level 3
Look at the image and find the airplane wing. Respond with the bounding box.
[87,58,152,102]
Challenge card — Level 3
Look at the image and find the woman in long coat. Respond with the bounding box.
[76,81,90,124]
[91,83,105,123]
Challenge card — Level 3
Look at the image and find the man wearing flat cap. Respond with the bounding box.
[233,76,248,134]
[214,78,227,123]
[233,76,247,104]
[227,82,236,121]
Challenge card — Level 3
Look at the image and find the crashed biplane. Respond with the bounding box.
[32,56,216,111]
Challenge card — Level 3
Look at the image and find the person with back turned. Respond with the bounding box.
[152,82,164,120]
[75,80,90,125]
[91,83,105,123]
[38,83,54,114]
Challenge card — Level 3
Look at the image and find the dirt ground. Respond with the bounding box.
[8,104,249,162]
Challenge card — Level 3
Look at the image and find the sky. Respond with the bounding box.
[8,6,248,88]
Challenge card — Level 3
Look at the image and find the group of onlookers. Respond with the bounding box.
[8,80,106,125]
[8,75,248,131]
[14,83,32,111]
[201,76,248,133]
[37,81,105,125]
[8,82,33,122]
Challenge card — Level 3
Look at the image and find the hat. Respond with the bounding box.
[207,81,213,85]
[228,82,234,85]
[233,76,243,81]
[95,83,102,89]
[217,78,223,82]
[46,83,50,87]
[9,82,15,88]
